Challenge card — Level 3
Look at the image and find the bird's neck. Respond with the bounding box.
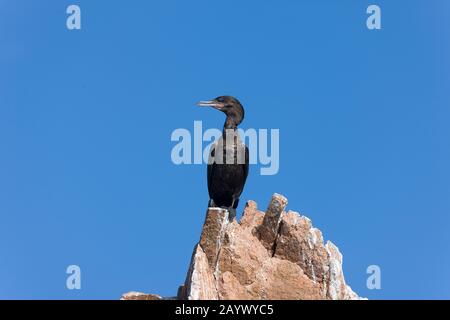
[222,118,238,144]
[223,117,238,133]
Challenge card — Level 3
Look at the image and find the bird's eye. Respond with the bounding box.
[217,97,224,103]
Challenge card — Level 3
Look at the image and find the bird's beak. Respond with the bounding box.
[197,100,223,110]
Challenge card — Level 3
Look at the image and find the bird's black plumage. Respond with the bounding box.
[197,96,249,218]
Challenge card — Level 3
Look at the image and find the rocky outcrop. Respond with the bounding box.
[122,194,361,300]
[120,292,163,300]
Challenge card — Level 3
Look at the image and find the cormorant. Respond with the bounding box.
[197,96,249,219]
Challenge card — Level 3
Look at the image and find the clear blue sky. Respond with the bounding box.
[1,0,449,299]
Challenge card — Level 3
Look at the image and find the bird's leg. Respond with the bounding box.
[208,199,217,208]
[228,207,237,221]
[208,198,238,220]
[227,199,237,221]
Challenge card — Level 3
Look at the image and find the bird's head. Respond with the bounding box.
[197,96,245,128]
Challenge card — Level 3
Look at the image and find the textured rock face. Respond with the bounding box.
[177,194,360,300]
[121,292,162,300]
[123,194,361,300]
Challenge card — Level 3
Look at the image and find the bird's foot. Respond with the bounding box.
[227,207,237,221]
[208,199,236,221]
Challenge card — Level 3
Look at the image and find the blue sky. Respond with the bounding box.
[1,0,449,299]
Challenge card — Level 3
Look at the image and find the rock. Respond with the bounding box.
[182,244,218,300]
[120,292,162,300]
[255,193,288,251]
[123,194,362,300]
[198,208,229,270]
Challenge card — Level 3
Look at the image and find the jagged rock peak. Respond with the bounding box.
[123,194,362,300]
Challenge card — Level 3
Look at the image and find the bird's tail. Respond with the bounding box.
[208,199,216,208]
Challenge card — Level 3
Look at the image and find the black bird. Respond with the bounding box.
[197,96,249,219]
